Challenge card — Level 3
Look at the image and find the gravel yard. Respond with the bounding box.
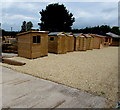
[1,47,118,107]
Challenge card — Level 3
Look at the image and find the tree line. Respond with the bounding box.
[2,25,120,37]
[72,25,120,35]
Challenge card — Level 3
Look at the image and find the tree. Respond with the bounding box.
[39,3,75,32]
[99,25,111,35]
[111,26,120,35]
[21,21,27,32]
[27,21,33,31]
[21,21,33,32]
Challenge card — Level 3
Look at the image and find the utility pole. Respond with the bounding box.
[11,27,13,31]
[11,27,13,38]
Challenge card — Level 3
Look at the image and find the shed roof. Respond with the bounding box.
[84,34,92,37]
[65,32,74,37]
[17,31,49,36]
[106,32,120,38]
[73,33,83,37]
[90,34,106,38]
[48,32,65,36]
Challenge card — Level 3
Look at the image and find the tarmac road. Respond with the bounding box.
[1,66,107,108]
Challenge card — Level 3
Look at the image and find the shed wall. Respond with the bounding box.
[57,35,67,54]
[48,35,67,54]
[79,37,87,51]
[74,37,79,51]
[18,34,31,58]
[31,33,48,58]
[48,36,58,53]
[66,36,74,52]
[93,37,101,49]
[100,38,105,49]
[111,38,120,46]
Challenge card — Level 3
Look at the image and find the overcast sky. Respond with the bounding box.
[1,1,119,31]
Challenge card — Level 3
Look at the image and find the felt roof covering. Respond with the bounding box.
[89,34,106,38]
[48,32,65,36]
[17,30,49,36]
[65,32,74,37]
[106,32,120,38]
[84,34,92,37]
[73,33,85,37]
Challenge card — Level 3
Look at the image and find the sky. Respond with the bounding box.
[0,0,119,31]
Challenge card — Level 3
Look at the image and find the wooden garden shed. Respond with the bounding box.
[106,32,120,46]
[89,34,105,49]
[73,33,87,51]
[84,34,93,50]
[48,32,67,54]
[65,32,74,52]
[17,31,49,59]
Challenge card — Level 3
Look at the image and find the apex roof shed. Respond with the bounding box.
[73,33,87,51]
[17,31,49,59]
[106,32,120,46]
[84,34,93,50]
[65,32,74,52]
[89,34,105,49]
[48,32,67,54]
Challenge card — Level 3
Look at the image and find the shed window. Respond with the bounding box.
[50,37,54,41]
[33,35,41,43]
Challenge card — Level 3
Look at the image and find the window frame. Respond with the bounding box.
[33,35,41,44]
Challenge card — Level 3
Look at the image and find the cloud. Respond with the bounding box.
[102,7,117,13]
[1,2,118,31]
[9,14,36,20]
[1,0,119,2]
[73,13,118,29]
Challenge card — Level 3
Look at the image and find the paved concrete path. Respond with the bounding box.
[1,66,107,108]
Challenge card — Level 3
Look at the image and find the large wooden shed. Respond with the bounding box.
[48,32,67,54]
[84,34,93,50]
[65,32,74,52]
[110,37,120,46]
[73,33,87,51]
[106,32,120,46]
[89,34,105,49]
[17,31,49,59]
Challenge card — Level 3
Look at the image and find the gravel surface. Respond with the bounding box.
[1,47,118,107]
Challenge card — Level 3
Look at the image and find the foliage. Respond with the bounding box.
[72,25,120,35]
[27,21,33,31]
[21,21,33,32]
[39,3,75,32]
[21,21,27,32]
[111,26,120,35]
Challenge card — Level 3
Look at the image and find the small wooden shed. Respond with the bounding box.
[85,34,93,50]
[48,32,67,54]
[17,31,49,59]
[73,33,87,51]
[90,34,105,49]
[65,32,74,52]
